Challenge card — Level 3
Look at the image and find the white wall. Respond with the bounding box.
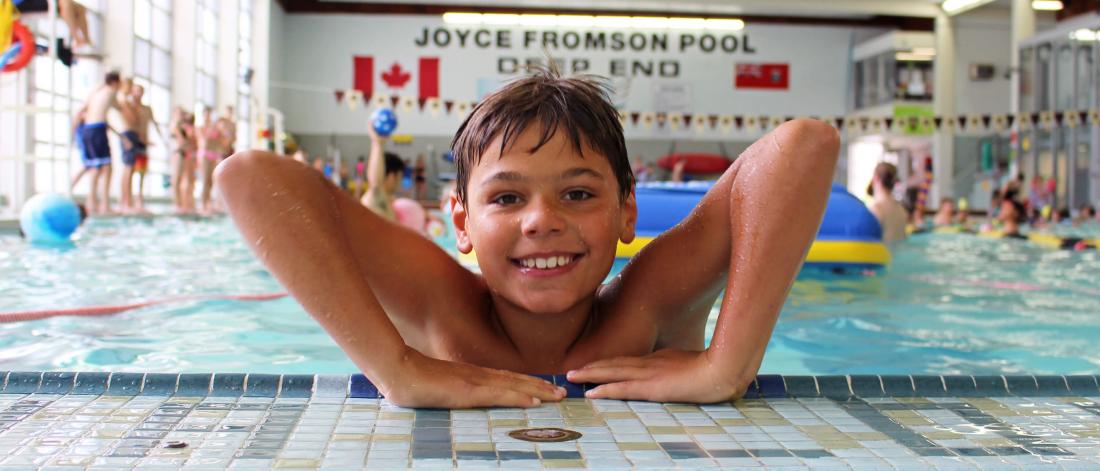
[172,1,197,107]
[953,13,1014,116]
[270,14,858,137]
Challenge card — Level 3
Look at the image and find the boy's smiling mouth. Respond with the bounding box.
[510,252,584,275]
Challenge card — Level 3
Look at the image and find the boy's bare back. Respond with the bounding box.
[219,68,839,408]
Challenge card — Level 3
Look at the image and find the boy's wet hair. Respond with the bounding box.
[450,63,633,204]
[105,71,121,85]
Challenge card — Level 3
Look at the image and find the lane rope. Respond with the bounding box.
[0,292,288,323]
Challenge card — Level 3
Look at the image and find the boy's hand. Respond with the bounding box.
[379,348,567,409]
[566,349,751,403]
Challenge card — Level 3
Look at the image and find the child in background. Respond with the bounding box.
[218,66,839,408]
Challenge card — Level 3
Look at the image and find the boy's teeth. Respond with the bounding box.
[521,256,573,270]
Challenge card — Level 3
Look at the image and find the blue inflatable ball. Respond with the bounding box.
[19,193,82,244]
[371,108,398,137]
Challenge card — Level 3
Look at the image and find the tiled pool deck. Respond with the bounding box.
[0,373,1098,470]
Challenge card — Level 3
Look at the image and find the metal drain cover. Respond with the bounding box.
[507,427,582,442]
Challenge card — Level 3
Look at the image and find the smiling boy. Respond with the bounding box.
[218,67,839,408]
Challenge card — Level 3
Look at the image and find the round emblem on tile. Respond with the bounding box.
[507,427,582,442]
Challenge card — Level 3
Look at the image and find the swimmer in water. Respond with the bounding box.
[218,65,840,408]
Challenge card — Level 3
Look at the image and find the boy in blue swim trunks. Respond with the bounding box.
[218,66,839,408]
[77,71,122,214]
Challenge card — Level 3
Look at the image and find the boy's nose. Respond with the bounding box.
[521,197,566,237]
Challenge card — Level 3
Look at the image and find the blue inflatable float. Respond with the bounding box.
[19,193,82,244]
[618,182,890,271]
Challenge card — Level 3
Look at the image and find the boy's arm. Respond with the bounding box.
[366,126,384,191]
[567,119,840,403]
[217,151,564,408]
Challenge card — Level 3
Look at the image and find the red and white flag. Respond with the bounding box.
[353,56,439,101]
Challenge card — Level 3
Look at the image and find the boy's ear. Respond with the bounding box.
[619,190,637,244]
[451,195,474,254]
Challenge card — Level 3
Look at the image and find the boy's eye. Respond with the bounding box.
[492,194,521,205]
[564,190,593,201]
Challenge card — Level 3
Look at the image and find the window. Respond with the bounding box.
[133,0,173,197]
[237,0,253,150]
[16,1,105,204]
[196,0,219,109]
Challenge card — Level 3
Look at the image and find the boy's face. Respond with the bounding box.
[452,125,636,315]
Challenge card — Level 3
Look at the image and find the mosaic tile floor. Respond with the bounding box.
[0,372,1098,470]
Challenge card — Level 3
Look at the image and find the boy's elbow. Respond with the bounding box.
[781,118,840,163]
[215,150,275,193]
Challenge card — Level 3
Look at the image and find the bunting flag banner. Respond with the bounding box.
[641,112,655,130]
[745,116,759,132]
[455,101,470,118]
[347,90,364,111]
[630,112,641,126]
[708,115,719,130]
[334,90,345,104]
[844,117,858,135]
[443,100,454,114]
[870,117,884,133]
[769,115,785,131]
[693,114,707,134]
[389,95,401,109]
[734,116,744,130]
[1091,109,1100,126]
[967,115,982,132]
[401,96,416,113]
[992,114,1008,131]
[668,112,683,130]
[427,97,441,118]
[617,110,627,126]
[1066,110,1080,128]
[656,113,668,129]
[372,94,387,109]
[1039,111,1054,130]
[1016,112,1031,131]
[720,115,734,134]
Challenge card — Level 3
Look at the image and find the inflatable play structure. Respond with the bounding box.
[618,181,891,271]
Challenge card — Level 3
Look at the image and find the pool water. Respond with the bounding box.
[1,216,1098,375]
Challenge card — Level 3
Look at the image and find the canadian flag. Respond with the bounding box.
[353,56,439,101]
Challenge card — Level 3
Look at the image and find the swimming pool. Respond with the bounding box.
[1,216,1098,375]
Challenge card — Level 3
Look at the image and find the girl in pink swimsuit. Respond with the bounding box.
[197,108,226,214]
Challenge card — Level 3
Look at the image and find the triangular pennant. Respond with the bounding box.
[844,117,858,133]
[641,112,655,129]
[334,90,345,104]
[1090,109,1100,125]
[858,117,870,132]
[692,114,707,134]
[656,113,668,129]
[401,96,415,113]
[390,95,401,109]
[348,90,364,111]
[734,116,744,130]
[683,113,693,127]
[919,116,934,131]
[933,117,943,129]
[708,115,719,129]
[992,114,1007,131]
[667,112,682,130]
[745,116,759,131]
[456,101,470,117]
[719,115,733,133]
[444,100,454,114]
[372,94,388,109]
[630,112,640,126]
[617,110,627,126]
[884,117,894,130]
[1065,110,1079,128]
[417,97,428,111]
[870,117,883,133]
[758,115,771,131]
[770,116,785,131]
[428,98,441,118]
[833,117,844,130]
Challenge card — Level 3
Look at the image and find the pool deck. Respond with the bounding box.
[0,373,1098,470]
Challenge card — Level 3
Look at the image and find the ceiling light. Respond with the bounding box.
[941,0,997,15]
[441,12,482,24]
[1031,0,1064,10]
[1070,29,1098,41]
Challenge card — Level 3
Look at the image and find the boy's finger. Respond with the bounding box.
[476,386,541,408]
[482,372,565,401]
[567,365,649,384]
[574,355,649,371]
[584,381,650,401]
